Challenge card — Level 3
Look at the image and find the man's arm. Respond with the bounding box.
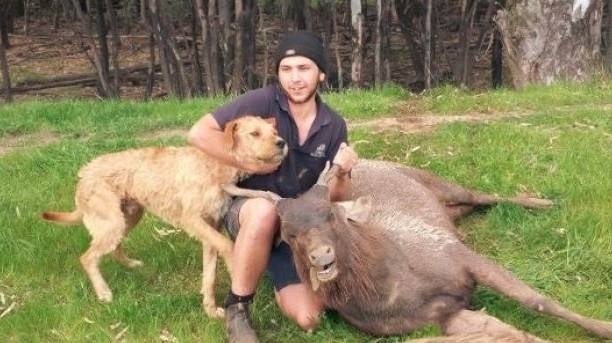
[328,143,357,201]
[187,113,279,174]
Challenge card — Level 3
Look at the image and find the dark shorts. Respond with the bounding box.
[223,197,301,291]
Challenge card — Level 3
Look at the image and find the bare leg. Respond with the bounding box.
[275,283,324,332]
[231,198,278,296]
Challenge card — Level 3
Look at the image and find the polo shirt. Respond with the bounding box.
[212,84,348,198]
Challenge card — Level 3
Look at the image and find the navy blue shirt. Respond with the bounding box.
[213,84,348,198]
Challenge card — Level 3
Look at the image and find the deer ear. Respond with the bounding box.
[276,198,292,218]
[264,117,277,127]
[224,119,239,149]
[346,196,372,224]
[303,184,330,202]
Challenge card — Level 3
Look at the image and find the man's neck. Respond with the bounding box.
[289,99,317,121]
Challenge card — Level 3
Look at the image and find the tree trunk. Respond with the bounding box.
[195,0,215,94]
[93,0,113,96]
[190,0,204,96]
[496,0,604,88]
[105,0,121,96]
[395,0,425,88]
[258,1,269,86]
[424,0,432,89]
[209,0,222,93]
[231,0,245,93]
[70,0,113,97]
[24,0,30,36]
[331,0,343,89]
[145,32,156,100]
[0,33,11,102]
[350,0,364,87]
[244,0,257,89]
[607,0,612,72]
[374,0,391,87]
[0,1,11,49]
[280,0,289,31]
[218,0,233,92]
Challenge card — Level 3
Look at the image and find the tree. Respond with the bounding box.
[496,0,604,88]
[374,0,391,87]
[350,0,364,87]
[0,23,11,102]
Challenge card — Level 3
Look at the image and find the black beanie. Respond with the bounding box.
[275,31,328,74]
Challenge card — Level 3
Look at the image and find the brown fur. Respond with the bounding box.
[42,116,287,318]
[274,163,612,340]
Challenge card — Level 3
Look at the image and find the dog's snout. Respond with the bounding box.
[276,139,286,149]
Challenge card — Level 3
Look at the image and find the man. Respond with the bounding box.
[187,31,357,342]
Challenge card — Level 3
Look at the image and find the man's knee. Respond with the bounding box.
[239,198,278,240]
[276,284,323,332]
[294,308,321,332]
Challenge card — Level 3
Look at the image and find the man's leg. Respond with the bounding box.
[275,283,324,332]
[232,197,278,294]
[224,197,277,343]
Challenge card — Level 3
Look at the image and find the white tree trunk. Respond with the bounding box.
[351,0,363,87]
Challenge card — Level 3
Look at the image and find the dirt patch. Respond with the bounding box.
[349,111,530,134]
[0,130,59,156]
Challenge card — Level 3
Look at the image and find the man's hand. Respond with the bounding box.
[332,142,358,177]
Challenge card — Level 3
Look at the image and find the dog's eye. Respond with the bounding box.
[250,131,260,137]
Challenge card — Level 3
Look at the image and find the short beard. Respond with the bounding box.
[282,82,319,105]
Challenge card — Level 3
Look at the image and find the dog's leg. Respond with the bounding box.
[182,219,234,274]
[78,188,128,302]
[112,245,143,268]
[80,224,125,302]
[111,200,144,268]
[221,184,281,202]
[201,242,224,318]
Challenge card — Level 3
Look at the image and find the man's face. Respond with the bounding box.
[278,56,325,105]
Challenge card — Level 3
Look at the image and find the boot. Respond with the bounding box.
[225,301,259,343]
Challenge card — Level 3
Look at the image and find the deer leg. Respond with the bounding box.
[460,248,612,339]
[395,165,552,220]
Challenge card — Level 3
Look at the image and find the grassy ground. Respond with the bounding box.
[0,82,610,342]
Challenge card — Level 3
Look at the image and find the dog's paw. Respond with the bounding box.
[205,305,225,318]
[265,191,281,202]
[126,259,144,268]
[97,289,113,302]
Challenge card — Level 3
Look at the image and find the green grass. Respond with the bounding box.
[0,83,611,342]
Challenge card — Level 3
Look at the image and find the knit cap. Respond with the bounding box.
[275,31,328,74]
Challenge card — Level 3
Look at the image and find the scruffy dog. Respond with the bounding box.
[42,116,287,317]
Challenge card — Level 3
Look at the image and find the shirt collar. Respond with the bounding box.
[274,84,332,130]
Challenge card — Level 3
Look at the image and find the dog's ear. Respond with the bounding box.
[264,117,277,128]
[224,119,239,149]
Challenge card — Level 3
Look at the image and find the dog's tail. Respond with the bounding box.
[41,210,83,226]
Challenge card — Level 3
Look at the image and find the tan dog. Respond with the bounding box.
[42,116,287,317]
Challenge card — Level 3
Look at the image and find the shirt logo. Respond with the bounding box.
[310,144,326,158]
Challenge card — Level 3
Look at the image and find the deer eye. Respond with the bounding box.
[250,130,260,137]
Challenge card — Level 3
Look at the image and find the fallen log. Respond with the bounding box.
[0,64,163,95]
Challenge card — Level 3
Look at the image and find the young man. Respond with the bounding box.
[187,31,357,343]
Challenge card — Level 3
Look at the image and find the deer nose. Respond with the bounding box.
[309,245,335,266]
[276,139,286,149]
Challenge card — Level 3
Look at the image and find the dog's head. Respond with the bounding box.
[224,116,288,168]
